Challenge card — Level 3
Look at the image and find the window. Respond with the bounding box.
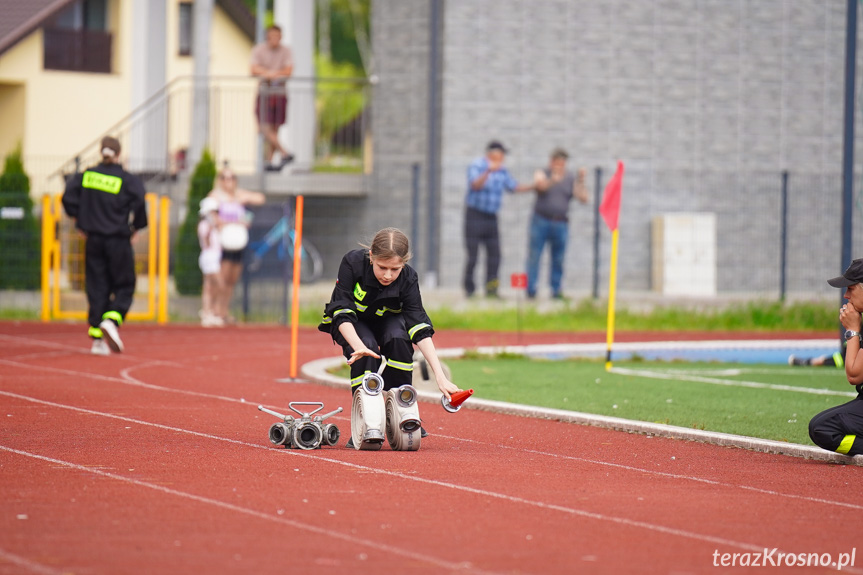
[51,0,107,31]
[179,3,193,56]
[43,0,112,73]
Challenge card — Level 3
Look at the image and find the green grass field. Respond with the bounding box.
[443,355,854,445]
[300,299,837,331]
[331,352,854,446]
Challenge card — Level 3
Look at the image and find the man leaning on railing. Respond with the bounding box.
[250,24,294,172]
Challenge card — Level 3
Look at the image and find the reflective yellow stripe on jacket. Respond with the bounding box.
[386,358,413,372]
[408,322,431,340]
[375,306,402,316]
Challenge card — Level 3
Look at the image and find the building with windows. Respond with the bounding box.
[0,0,256,195]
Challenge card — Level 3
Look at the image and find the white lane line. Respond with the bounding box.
[119,363,352,427]
[0,445,492,574]
[118,363,252,404]
[0,390,843,560]
[422,432,863,511]
[3,351,81,362]
[0,334,186,366]
[609,366,857,397]
[304,355,863,467]
[0,331,284,365]
[0,358,125,384]
[0,548,67,575]
[489,442,863,511]
[648,367,832,377]
[4,358,860,509]
[0,358,252,406]
[433,339,839,358]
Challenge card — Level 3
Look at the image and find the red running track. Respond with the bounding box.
[1,321,860,574]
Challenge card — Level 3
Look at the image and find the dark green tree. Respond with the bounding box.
[0,145,40,290]
[174,149,217,295]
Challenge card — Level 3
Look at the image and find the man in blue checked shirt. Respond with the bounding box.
[464,141,534,298]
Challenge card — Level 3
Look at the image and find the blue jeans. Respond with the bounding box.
[526,213,568,297]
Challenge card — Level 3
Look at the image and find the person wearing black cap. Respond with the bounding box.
[808,258,863,457]
[62,136,147,355]
[464,141,534,298]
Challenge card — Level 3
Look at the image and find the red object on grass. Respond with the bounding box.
[510,273,527,289]
[599,160,624,231]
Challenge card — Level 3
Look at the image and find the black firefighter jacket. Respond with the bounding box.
[318,249,434,344]
[62,162,147,236]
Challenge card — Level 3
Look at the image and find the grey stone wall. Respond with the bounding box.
[363,0,437,273]
[371,0,863,298]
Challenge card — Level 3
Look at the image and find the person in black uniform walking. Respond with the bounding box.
[62,136,147,355]
[319,228,461,447]
[809,258,863,457]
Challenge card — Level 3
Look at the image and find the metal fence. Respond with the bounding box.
[0,162,854,326]
[216,166,854,324]
[329,165,851,303]
[22,75,370,199]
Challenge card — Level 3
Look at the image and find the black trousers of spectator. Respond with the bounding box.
[334,314,414,394]
[464,207,500,296]
[85,233,136,330]
[809,387,863,456]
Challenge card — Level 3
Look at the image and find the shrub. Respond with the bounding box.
[0,145,40,289]
[174,149,216,295]
[315,54,366,154]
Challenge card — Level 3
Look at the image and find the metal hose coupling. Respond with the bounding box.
[258,402,343,450]
[361,372,384,395]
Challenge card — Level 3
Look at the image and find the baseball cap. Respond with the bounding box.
[486,140,508,153]
[100,136,121,158]
[199,197,219,215]
[827,258,863,287]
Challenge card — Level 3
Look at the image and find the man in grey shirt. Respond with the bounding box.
[526,148,588,299]
[250,25,294,171]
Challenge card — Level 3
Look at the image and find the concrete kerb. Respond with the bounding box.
[299,349,862,467]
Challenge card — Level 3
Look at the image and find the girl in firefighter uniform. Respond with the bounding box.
[319,228,460,438]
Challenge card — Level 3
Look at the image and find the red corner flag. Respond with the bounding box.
[599,161,624,231]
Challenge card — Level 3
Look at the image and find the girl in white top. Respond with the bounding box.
[207,168,265,322]
[197,197,223,327]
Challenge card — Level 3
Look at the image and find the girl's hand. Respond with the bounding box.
[347,347,380,365]
[436,376,461,401]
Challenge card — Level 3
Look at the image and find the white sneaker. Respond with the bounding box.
[99,320,124,353]
[90,339,110,356]
[201,313,225,327]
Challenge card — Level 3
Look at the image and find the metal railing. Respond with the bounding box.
[49,74,371,183]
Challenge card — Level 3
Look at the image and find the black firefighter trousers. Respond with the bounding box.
[334,314,414,394]
[85,233,136,331]
[809,387,863,456]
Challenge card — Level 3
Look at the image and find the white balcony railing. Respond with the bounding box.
[51,74,371,186]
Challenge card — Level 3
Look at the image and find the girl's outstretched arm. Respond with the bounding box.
[416,337,460,400]
[338,322,380,365]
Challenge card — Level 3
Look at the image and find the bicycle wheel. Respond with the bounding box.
[298,238,324,283]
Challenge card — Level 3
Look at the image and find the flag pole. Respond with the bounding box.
[605,228,619,371]
[598,160,624,371]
